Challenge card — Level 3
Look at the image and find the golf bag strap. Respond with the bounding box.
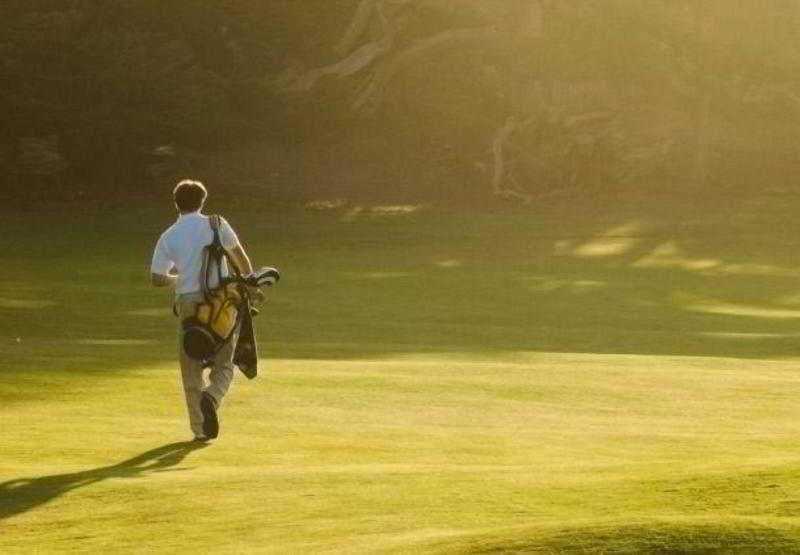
[210,215,225,285]
[201,215,225,300]
[211,215,244,278]
[205,213,250,321]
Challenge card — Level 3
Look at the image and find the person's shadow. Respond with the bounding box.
[0,441,207,521]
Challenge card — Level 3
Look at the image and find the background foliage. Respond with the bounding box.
[2,1,799,205]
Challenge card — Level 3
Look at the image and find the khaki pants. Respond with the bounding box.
[176,292,240,438]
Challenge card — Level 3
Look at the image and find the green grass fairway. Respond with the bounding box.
[3,198,800,552]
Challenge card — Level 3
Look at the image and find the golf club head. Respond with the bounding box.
[247,266,280,287]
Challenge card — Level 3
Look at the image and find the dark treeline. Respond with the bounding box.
[2,1,799,205]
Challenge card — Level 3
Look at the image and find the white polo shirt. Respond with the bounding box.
[151,211,241,295]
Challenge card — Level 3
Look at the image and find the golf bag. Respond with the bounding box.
[181,215,244,364]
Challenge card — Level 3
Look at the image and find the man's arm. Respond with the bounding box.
[150,233,176,288]
[218,217,254,276]
[227,244,254,276]
[151,272,177,288]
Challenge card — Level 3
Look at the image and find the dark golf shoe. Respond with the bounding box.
[200,392,219,439]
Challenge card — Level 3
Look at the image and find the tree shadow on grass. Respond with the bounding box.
[468,521,800,553]
[7,204,800,367]
[0,441,206,521]
[266,209,800,362]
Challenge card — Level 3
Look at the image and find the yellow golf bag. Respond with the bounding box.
[182,215,244,363]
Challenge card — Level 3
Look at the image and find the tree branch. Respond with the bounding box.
[352,27,495,112]
[335,0,377,56]
[491,116,533,203]
[281,33,395,92]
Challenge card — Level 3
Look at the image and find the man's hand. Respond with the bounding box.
[151,273,177,288]
[246,285,266,304]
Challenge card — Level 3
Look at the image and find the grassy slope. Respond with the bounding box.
[3,196,800,552]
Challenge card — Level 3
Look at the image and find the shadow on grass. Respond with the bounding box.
[468,521,800,553]
[5,204,800,367]
[0,441,206,521]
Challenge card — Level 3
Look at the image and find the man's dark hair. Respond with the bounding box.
[173,179,207,212]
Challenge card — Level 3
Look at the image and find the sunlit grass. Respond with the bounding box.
[3,200,800,551]
[3,352,800,552]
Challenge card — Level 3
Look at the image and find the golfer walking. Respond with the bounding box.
[150,180,254,441]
